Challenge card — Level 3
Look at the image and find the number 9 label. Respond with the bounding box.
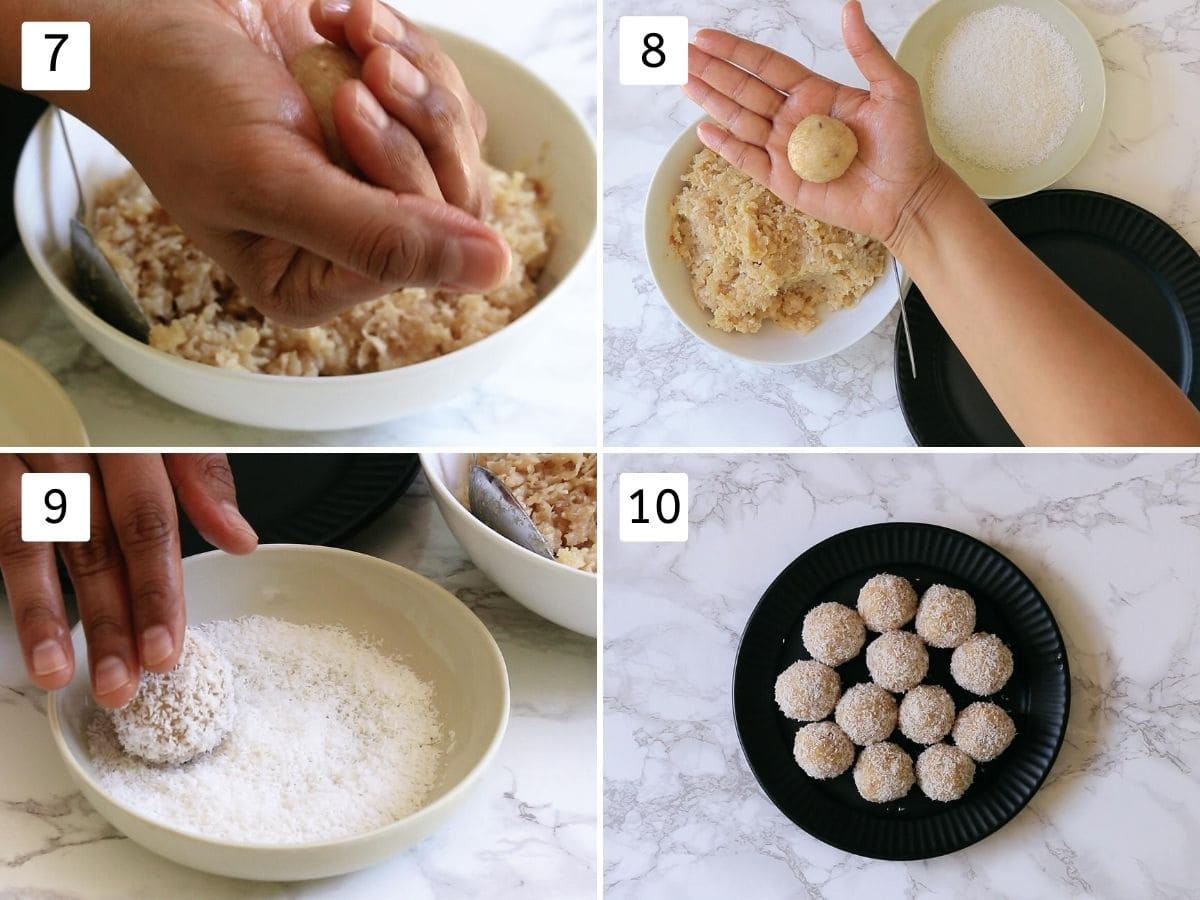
[618,16,688,86]
[21,473,91,542]
[619,473,689,543]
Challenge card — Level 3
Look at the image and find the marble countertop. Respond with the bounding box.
[602,0,1200,446]
[0,472,597,899]
[0,0,597,447]
[604,453,1200,897]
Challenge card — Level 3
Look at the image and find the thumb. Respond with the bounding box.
[842,0,914,102]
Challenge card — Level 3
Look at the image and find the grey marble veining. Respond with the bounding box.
[602,0,1200,446]
[604,453,1200,898]
[0,474,597,899]
[1,0,597,447]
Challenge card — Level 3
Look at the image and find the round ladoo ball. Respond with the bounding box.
[953,701,1017,762]
[793,721,855,779]
[898,684,956,744]
[951,632,1014,696]
[853,741,914,803]
[835,682,898,746]
[802,602,866,667]
[288,42,363,171]
[110,630,236,765]
[857,574,918,632]
[774,659,841,722]
[915,584,977,649]
[866,630,929,692]
[916,744,976,802]
[786,114,858,183]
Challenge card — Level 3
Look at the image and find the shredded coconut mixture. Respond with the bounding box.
[774,659,841,722]
[477,453,597,572]
[929,5,1084,172]
[86,616,443,844]
[92,166,554,375]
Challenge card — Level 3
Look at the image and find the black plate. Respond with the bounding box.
[896,190,1200,446]
[732,522,1070,860]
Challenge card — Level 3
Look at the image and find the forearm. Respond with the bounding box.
[889,165,1200,446]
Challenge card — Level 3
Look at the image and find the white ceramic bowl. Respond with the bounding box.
[896,0,1106,200]
[420,454,596,637]
[14,28,596,431]
[645,120,899,366]
[0,338,88,444]
[48,545,509,881]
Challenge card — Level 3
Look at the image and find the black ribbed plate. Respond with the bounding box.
[733,523,1070,860]
[896,190,1200,446]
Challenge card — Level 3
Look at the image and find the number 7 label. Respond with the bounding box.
[20,473,91,542]
[21,21,91,92]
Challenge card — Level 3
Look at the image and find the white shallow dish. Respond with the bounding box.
[14,28,596,431]
[897,0,1106,200]
[645,120,899,366]
[421,454,597,638]
[0,337,87,445]
[48,545,509,881]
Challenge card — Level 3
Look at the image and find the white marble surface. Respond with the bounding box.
[604,452,1200,898]
[602,0,1200,446]
[0,470,597,898]
[0,0,597,447]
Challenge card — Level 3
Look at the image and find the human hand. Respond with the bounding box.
[68,0,508,327]
[0,454,257,708]
[682,0,953,253]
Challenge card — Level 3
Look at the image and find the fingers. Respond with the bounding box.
[25,455,138,709]
[333,79,444,200]
[693,28,816,94]
[696,121,772,184]
[842,0,916,102]
[0,455,74,691]
[684,46,775,146]
[96,456,185,675]
[164,454,258,555]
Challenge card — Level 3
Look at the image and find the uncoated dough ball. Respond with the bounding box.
[857,574,918,632]
[951,632,1014,696]
[899,684,956,744]
[953,701,1017,762]
[916,744,976,802]
[289,42,363,171]
[787,114,858,183]
[793,721,855,779]
[865,630,929,692]
[853,741,914,803]
[774,659,841,722]
[110,630,236,765]
[802,602,866,666]
[915,584,977,649]
[835,682,898,746]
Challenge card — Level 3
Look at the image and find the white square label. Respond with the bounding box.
[21,473,91,543]
[21,22,91,92]
[619,16,688,86]
[619,473,689,543]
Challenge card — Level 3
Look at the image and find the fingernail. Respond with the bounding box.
[386,49,428,97]
[95,656,131,697]
[222,501,259,544]
[319,0,352,17]
[370,4,405,46]
[355,84,390,130]
[140,625,174,668]
[31,640,69,677]
[446,236,511,292]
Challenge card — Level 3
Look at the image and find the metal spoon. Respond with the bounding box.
[892,254,916,379]
[468,464,555,560]
[56,109,151,342]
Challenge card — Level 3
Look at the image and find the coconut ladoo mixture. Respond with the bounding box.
[87,616,443,843]
[774,574,1019,803]
[669,149,886,334]
[476,453,597,572]
[91,165,554,375]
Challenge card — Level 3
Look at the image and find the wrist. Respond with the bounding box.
[883,159,964,263]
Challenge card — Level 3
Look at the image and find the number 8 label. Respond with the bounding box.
[619,17,688,86]
[619,473,689,543]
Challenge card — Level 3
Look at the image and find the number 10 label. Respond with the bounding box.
[619,473,689,543]
[21,473,91,543]
[618,16,688,86]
